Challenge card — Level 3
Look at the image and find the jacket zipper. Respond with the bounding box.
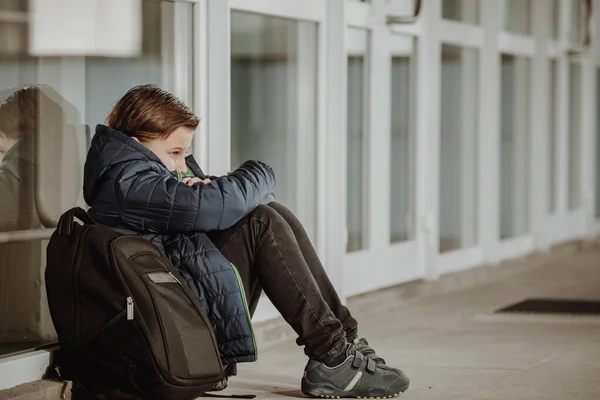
[230,263,258,361]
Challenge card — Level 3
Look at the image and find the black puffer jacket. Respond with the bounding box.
[83,125,276,365]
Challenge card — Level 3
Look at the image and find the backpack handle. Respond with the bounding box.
[57,207,95,236]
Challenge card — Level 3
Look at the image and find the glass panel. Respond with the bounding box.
[0,0,193,358]
[500,55,531,239]
[568,62,582,210]
[505,0,532,35]
[0,0,27,12]
[0,22,28,56]
[548,60,558,214]
[390,36,415,244]
[346,28,369,252]
[442,0,480,24]
[230,12,318,242]
[569,0,585,44]
[550,0,560,39]
[439,45,478,252]
[596,69,600,218]
[85,0,187,126]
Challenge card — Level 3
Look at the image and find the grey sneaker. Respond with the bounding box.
[301,346,410,398]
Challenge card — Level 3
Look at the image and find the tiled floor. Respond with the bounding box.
[213,247,600,400]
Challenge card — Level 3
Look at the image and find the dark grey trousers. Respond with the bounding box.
[208,203,358,362]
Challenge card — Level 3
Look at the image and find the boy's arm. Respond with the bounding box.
[114,160,276,233]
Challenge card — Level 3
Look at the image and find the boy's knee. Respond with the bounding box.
[250,204,286,228]
[250,204,277,220]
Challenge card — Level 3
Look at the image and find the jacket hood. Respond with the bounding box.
[83,124,166,206]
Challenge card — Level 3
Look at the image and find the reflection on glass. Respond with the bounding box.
[442,0,480,24]
[347,28,369,252]
[0,0,194,358]
[86,0,188,126]
[596,69,600,218]
[568,62,582,210]
[439,45,478,252]
[500,55,531,239]
[505,0,532,35]
[231,12,318,241]
[0,22,28,56]
[0,85,82,356]
[570,0,585,44]
[549,60,558,213]
[390,40,414,244]
[551,0,560,39]
[0,0,27,12]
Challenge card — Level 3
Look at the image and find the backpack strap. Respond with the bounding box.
[57,207,95,236]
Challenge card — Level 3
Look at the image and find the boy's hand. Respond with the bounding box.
[182,177,212,186]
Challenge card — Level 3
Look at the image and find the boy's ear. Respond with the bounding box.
[132,137,140,143]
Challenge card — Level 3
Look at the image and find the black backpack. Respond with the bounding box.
[45,207,225,399]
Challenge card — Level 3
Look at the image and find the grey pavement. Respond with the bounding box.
[213,245,600,400]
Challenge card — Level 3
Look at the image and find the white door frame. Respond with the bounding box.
[208,0,329,322]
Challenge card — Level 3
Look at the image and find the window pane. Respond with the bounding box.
[0,22,28,57]
[439,45,478,252]
[500,55,531,239]
[549,60,558,213]
[505,0,532,35]
[568,62,582,210]
[346,28,369,252]
[442,0,480,24]
[231,12,318,242]
[550,0,560,39]
[570,0,586,44]
[86,0,192,127]
[596,69,600,218]
[390,36,415,244]
[0,0,27,12]
[0,0,193,358]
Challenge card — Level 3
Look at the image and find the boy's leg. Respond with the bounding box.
[207,205,347,362]
[266,202,359,342]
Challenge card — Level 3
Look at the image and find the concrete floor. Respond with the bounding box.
[213,246,600,400]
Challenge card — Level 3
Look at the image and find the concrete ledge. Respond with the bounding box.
[0,380,70,400]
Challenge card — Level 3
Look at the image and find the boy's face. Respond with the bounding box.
[135,126,194,172]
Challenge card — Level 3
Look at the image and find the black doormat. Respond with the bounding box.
[495,298,600,316]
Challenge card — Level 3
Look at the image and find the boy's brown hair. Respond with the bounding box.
[106,84,199,142]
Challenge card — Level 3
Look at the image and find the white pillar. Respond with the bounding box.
[479,0,502,263]
[324,0,347,296]
[206,0,231,175]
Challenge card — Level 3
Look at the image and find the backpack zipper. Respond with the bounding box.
[126,297,134,320]
[72,226,92,342]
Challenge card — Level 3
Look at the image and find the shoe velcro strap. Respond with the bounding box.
[352,351,366,369]
[366,353,386,365]
[356,340,387,365]
[366,358,377,373]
